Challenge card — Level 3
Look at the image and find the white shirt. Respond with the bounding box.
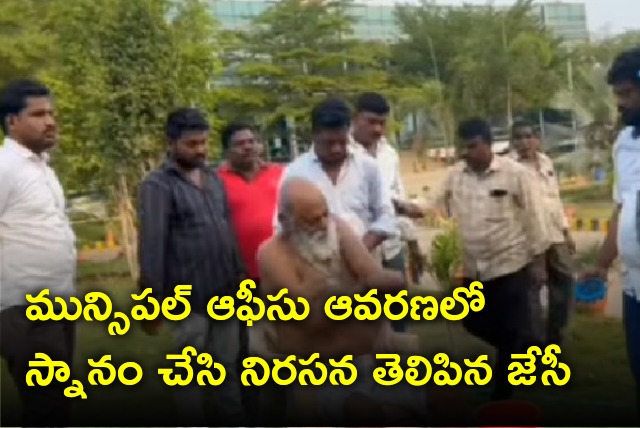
[0,138,77,310]
[612,127,640,302]
[350,136,417,260]
[274,144,397,241]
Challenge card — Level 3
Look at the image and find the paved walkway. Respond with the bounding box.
[413,228,623,320]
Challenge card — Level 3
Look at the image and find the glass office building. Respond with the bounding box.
[534,2,589,44]
[210,0,589,44]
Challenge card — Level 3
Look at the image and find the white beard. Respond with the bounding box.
[290,219,342,281]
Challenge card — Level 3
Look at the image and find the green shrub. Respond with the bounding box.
[561,184,611,203]
[427,224,463,290]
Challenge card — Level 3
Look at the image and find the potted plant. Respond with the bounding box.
[426,222,464,291]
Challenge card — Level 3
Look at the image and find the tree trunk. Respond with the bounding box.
[117,175,139,281]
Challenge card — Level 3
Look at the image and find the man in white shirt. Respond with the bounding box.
[584,47,640,421]
[349,92,424,332]
[275,97,397,255]
[0,79,77,426]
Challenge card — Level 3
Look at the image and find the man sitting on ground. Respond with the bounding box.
[256,177,467,426]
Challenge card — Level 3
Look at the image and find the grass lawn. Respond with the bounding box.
[1,263,636,426]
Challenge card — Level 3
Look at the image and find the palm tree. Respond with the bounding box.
[574,64,617,150]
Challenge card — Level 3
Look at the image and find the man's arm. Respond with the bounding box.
[593,176,621,274]
[391,150,406,200]
[410,170,453,218]
[388,150,427,218]
[596,205,621,270]
[0,165,12,218]
[137,178,171,300]
[364,161,397,251]
[337,217,405,293]
[218,177,247,281]
[272,163,292,234]
[549,162,576,252]
[584,146,621,279]
[514,167,550,261]
[0,166,13,293]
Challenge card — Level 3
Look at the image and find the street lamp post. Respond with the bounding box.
[501,14,513,127]
[426,34,449,148]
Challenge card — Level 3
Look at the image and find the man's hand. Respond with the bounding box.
[362,231,385,252]
[393,199,425,219]
[580,265,608,282]
[563,229,576,255]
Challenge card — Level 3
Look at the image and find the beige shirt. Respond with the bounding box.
[515,151,568,245]
[427,156,550,281]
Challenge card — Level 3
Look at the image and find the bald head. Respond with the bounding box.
[279,177,329,234]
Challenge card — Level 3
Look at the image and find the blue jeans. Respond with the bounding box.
[624,294,640,419]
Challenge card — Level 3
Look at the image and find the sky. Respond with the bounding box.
[442,0,638,36]
[370,0,639,37]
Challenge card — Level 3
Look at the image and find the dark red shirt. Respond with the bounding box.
[217,163,284,280]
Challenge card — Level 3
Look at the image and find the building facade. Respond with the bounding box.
[211,0,589,44]
[210,0,589,161]
[534,2,589,44]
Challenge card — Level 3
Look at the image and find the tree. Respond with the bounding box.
[392,0,566,130]
[223,0,392,134]
[44,0,225,276]
[571,30,640,149]
[171,0,224,111]
[40,0,114,195]
[0,0,56,86]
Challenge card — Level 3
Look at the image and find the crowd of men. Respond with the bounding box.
[1,45,640,427]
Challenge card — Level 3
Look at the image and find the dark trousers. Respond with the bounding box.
[624,294,640,421]
[238,279,262,425]
[462,266,532,400]
[529,243,575,346]
[383,250,408,333]
[1,306,76,427]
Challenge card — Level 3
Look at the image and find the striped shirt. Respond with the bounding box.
[137,161,246,314]
[514,151,568,245]
[428,155,550,281]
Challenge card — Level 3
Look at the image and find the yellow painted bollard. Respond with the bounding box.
[575,218,584,231]
[590,218,599,232]
[605,219,611,234]
[96,241,105,250]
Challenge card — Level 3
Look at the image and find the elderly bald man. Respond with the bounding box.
[256,177,468,426]
[258,176,404,357]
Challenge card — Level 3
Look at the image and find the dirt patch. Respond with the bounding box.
[399,153,453,199]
